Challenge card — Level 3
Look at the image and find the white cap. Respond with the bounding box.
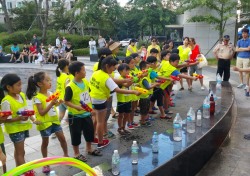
[114,150,118,154]
[133,141,137,144]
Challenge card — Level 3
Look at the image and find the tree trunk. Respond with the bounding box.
[42,0,49,43]
[0,0,13,33]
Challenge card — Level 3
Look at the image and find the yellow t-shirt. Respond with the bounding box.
[178,45,191,63]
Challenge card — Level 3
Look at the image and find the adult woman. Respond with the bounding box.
[126,39,138,57]
[147,37,161,60]
[62,36,67,50]
[89,37,97,55]
[178,37,192,90]
[65,42,73,61]
[108,41,122,64]
[189,38,205,90]
[163,40,174,52]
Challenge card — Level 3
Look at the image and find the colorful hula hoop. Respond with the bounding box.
[3,156,97,176]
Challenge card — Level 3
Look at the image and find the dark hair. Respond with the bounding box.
[161,50,171,60]
[151,37,157,41]
[124,56,134,64]
[130,53,139,59]
[26,72,46,99]
[139,61,148,70]
[101,56,118,70]
[183,36,189,41]
[146,56,157,63]
[242,28,249,34]
[0,74,21,102]
[118,63,130,73]
[163,44,170,51]
[129,39,136,44]
[97,48,113,70]
[56,59,69,77]
[150,48,159,54]
[171,48,179,54]
[68,61,85,76]
[169,53,180,62]
[141,43,146,46]
[189,38,196,44]
[167,40,174,44]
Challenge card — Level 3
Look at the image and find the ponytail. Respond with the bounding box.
[56,66,61,77]
[26,72,46,100]
[56,59,69,77]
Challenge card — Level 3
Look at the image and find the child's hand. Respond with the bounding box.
[91,111,96,116]
[20,116,29,121]
[233,66,240,72]
[134,90,141,96]
[50,97,59,106]
[76,105,84,111]
[192,77,198,81]
[154,82,161,86]
[124,78,133,84]
[33,120,42,125]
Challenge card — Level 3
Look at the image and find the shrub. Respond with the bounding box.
[73,48,90,56]
[4,44,24,54]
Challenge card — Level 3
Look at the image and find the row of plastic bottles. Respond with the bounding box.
[112,132,159,175]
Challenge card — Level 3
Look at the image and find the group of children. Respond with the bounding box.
[0,40,200,175]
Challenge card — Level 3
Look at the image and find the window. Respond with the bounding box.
[52,1,59,7]
[7,2,12,9]
[70,1,74,9]
[16,2,23,8]
[0,4,3,13]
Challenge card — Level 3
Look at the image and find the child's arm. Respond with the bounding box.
[35,97,58,116]
[64,87,83,111]
[179,73,197,80]
[233,66,250,72]
[142,79,161,90]
[114,87,141,96]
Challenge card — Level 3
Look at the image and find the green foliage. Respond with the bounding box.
[73,48,90,56]
[4,44,24,53]
[0,24,7,33]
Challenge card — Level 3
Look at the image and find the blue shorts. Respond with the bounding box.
[40,124,62,137]
[9,130,29,143]
[59,103,67,112]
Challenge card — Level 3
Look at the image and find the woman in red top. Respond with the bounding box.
[28,43,38,63]
[189,38,205,90]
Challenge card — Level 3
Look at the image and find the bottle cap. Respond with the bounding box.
[154,132,157,135]
[114,150,118,154]
[50,171,56,174]
[198,110,201,112]
[133,141,137,144]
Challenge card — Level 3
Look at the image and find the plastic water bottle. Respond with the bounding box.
[203,96,210,118]
[152,132,159,153]
[196,110,202,126]
[173,113,182,141]
[131,141,139,164]
[112,150,120,176]
[216,74,222,99]
[245,85,249,97]
[49,171,57,176]
[187,107,195,133]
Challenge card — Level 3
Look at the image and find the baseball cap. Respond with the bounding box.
[223,35,230,40]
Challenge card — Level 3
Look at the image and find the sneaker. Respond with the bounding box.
[244,85,247,90]
[42,165,51,173]
[152,106,158,110]
[148,117,155,121]
[92,138,109,145]
[179,87,184,91]
[141,121,152,127]
[24,170,35,176]
[201,86,205,90]
[237,83,244,88]
[97,140,110,149]
[132,122,140,127]
[160,115,172,120]
[127,125,135,130]
[149,111,157,114]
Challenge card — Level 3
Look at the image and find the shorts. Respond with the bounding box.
[117,102,132,113]
[189,65,202,76]
[236,57,250,69]
[9,130,29,143]
[150,88,164,106]
[92,101,107,110]
[40,124,62,137]
[68,114,94,146]
[0,143,5,155]
[139,98,150,115]
[180,67,188,73]
[59,103,67,112]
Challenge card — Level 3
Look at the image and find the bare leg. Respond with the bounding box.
[55,131,69,157]
[41,137,49,158]
[14,141,26,166]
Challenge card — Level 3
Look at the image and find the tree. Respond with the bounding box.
[11,2,37,30]
[178,0,237,39]
[0,0,13,33]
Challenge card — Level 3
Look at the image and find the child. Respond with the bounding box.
[138,61,161,126]
[147,56,172,119]
[0,74,34,175]
[53,46,60,64]
[116,63,133,135]
[124,56,140,129]
[37,47,44,66]
[89,56,140,148]
[159,53,197,109]
[64,61,102,162]
[140,43,147,61]
[26,72,69,173]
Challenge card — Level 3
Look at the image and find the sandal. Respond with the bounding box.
[123,129,131,135]
[74,154,87,162]
[117,128,126,136]
[104,131,115,138]
[88,149,102,156]
[160,115,172,119]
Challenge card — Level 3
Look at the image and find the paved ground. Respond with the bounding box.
[0,57,249,176]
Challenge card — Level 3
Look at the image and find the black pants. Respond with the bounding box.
[217,59,230,81]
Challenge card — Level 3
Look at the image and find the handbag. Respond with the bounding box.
[197,54,208,69]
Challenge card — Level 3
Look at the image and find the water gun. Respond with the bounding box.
[135,86,148,94]
[141,68,153,74]
[17,110,35,116]
[0,111,12,118]
[80,101,93,112]
[170,75,181,81]
[155,79,166,83]
[193,73,204,79]
[185,58,203,63]
[126,75,139,83]
[46,91,60,102]
[137,71,143,78]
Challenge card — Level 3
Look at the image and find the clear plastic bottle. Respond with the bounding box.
[203,96,210,118]
[131,141,139,165]
[152,132,159,153]
[216,75,222,99]
[173,113,182,141]
[112,150,120,176]
[196,110,202,126]
[187,107,195,133]
[49,171,57,176]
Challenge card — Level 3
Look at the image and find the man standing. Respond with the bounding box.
[98,35,106,48]
[235,28,250,88]
[213,35,235,81]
